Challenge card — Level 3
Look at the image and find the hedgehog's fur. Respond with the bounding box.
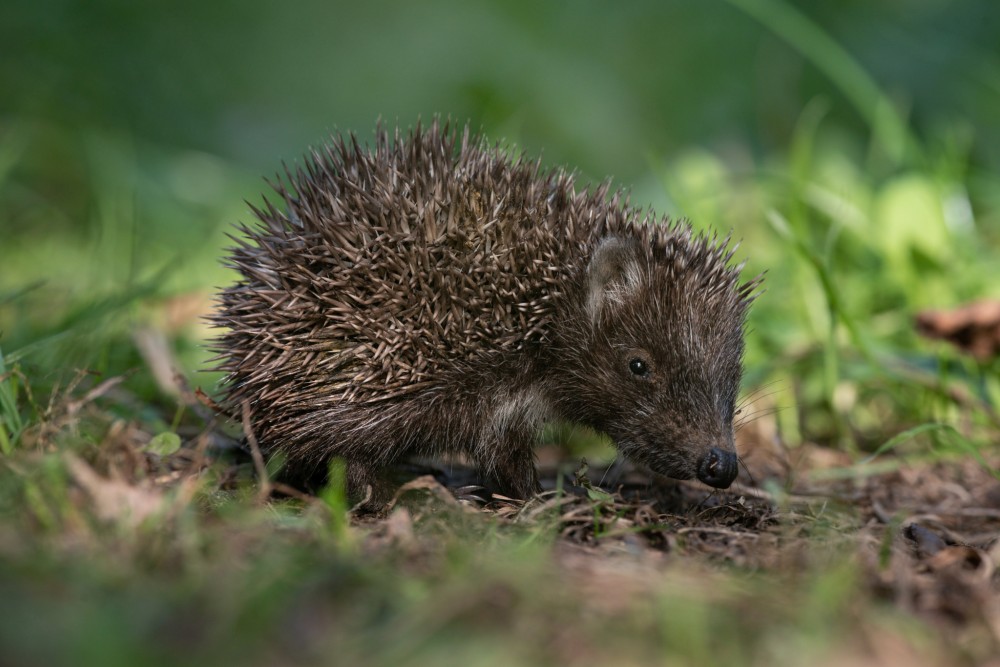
[212,119,759,505]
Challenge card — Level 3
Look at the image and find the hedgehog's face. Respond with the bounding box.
[576,235,750,489]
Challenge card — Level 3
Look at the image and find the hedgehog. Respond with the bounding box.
[211,120,759,506]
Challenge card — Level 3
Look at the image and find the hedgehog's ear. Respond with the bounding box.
[586,236,642,321]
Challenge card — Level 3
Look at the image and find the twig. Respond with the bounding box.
[676,526,760,539]
[65,375,127,416]
[272,482,319,504]
[241,401,271,504]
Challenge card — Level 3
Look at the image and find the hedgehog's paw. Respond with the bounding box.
[480,450,541,501]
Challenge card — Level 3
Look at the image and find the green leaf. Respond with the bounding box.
[586,486,614,503]
[147,432,182,456]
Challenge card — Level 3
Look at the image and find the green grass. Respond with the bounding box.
[2,1,1000,665]
[0,439,962,667]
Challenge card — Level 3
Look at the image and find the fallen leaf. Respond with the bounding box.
[916,300,1000,360]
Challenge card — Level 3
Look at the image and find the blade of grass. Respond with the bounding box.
[861,422,956,463]
[0,120,31,189]
[4,261,175,367]
[863,422,999,478]
[0,280,46,307]
[0,346,24,453]
[724,0,919,167]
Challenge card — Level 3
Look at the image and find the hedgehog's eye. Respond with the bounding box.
[628,358,650,377]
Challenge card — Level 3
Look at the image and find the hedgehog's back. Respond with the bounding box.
[214,121,616,406]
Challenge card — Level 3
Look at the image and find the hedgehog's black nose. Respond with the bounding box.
[697,447,738,489]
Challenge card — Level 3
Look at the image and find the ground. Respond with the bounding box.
[1,375,997,667]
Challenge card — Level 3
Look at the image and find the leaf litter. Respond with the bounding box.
[2,372,999,665]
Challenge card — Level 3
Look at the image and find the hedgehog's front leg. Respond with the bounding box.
[474,422,542,500]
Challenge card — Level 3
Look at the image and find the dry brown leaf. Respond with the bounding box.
[382,507,416,546]
[388,475,461,509]
[65,452,170,528]
[925,545,994,582]
[916,299,1000,360]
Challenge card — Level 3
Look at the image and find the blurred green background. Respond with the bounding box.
[1,0,999,450]
[1,4,1000,665]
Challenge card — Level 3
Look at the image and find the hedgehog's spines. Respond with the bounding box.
[214,118,755,410]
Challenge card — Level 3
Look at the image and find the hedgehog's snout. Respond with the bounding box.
[696,447,738,489]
